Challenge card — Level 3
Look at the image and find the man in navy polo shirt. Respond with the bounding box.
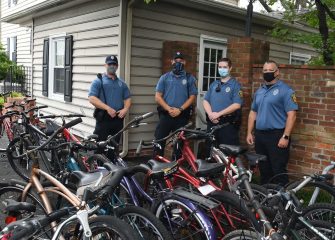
[203,57,243,147]
[247,60,298,185]
[88,55,131,144]
[154,51,198,157]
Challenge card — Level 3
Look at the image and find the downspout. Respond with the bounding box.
[120,0,135,158]
[31,18,34,97]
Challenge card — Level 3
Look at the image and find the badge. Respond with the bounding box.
[291,93,297,104]
[182,79,187,85]
[273,89,279,96]
[238,90,243,98]
[225,87,231,93]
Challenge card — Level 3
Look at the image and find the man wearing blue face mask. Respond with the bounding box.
[88,55,131,145]
[203,58,243,147]
[154,51,198,158]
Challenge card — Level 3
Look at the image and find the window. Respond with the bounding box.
[8,0,17,8]
[199,36,227,92]
[6,36,17,62]
[42,34,73,102]
[290,52,311,65]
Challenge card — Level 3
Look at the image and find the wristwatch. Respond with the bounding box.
[178,107,184,112]
[282,134,289,140]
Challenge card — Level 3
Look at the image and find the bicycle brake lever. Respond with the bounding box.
[77,210,92,238]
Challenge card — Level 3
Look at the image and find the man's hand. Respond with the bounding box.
[211,112,221,121]
[169,107,181,118]
[246,133,254,145]
[278,138,289,148]
[106,107,117,118]
[117,108,128,118]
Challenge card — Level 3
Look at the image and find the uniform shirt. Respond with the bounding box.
[155,71,198,108]
[88,74,131,111]
[204,78,243,112]
[251,80,298,130]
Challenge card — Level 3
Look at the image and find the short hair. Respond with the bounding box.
[264,60,278,70]
[218,57,232,68]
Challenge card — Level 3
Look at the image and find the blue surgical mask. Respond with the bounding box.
[107,65,117,75]
[172,62,184,75]
[218,68,229,77]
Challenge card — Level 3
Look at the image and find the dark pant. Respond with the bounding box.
[94,116,124,159]
[154,113,189,159]
[255,129,290,186]
[205,122,240,158]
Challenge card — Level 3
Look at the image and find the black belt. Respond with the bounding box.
[255,129,284,133]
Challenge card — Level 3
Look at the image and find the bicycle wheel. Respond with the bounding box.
[208,190,261,233]
[78,215,141,240]
[153,194,216,240]
[222,230,259,239]
[287,180,335,206]
[115,205,173,240]
[303,203,335,224]
[295,220,335,240]
[0,183,46,229]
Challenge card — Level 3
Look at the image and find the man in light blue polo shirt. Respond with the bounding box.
[155,51,198,158]
[89,55,131,145]
[203,57,243,147]
[247,60,298,185]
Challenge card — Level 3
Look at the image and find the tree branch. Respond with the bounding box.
[317,0,335,21]
[258,0,273,12]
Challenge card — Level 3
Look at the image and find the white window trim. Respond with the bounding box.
[289,52,311,65]
[8,37,16,61]
[199,34,227,94]
[48,33,66,102]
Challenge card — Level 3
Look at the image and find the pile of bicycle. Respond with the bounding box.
[0,92,333,239]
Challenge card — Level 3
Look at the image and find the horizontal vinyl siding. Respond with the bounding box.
[0,22,32,67]
[127,1,316,149]
[33,0,120,137]
[1,0,49,19]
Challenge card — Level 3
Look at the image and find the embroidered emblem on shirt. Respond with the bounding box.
[118,81,122,87]
[225,87,231,93]
[273,89,279,96]
[238,90,243,98]
[182,79,187,85]
[291,93,297,104]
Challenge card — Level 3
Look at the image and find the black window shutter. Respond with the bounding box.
[64,35,73,102]
[42,39,49,97]
[12,36,17,63]
[6,38,10,57]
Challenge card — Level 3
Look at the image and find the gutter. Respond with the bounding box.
[120,0,136,158]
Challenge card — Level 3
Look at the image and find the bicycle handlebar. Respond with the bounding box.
[25,105,48,114]
[39,114,85,119]
[0,91,11,97]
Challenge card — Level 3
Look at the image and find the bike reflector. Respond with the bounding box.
[5,216,16,224]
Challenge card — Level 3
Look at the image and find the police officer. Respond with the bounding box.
[154,51,198,157]
[88,55,131,144]
[246,60,298,186]
[203,57,243,146]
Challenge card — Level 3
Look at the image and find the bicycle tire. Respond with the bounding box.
[153,193,216,240]
[80,215,141,240]
[0,183,46,229]
[294,220,335,240]
[287,180,335,206]
[115,205,173,240]
[303,203,335,223]
[208,190,261,232]
[222,230,259,239]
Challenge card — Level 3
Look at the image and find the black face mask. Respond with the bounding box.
[263,72,276,82]
[172,62,184,75]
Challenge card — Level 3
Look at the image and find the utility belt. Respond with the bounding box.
[157,105,192,118]
[255,128,285,134]
[206,109,242,127]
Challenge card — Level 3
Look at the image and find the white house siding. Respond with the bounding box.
[0,21,32,67]
[32,0,120,137]
[1,0,51,19]
[127,1,316,149]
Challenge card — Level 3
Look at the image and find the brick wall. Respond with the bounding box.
[252,65,335,174]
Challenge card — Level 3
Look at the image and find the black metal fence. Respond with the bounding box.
[3,65,32,95]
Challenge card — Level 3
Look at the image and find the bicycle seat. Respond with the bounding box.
[244,152,267,167]
[219,144,247,156]
[195,159,225,177]
[147,159,178,178]
[70,169,109,188]
[4,199,36,213]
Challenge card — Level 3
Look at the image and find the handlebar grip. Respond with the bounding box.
[39,115,57,119]
[67,114,86,118]
[136,140,143,155]
[141,112,154,120]
[38,208,70,227]
[270,232,284,240]
[63,118,82,129]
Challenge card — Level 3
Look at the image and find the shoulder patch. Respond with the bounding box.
[238,90,243,98]
[291,93,297,104]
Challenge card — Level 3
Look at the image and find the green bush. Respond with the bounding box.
[0,44,12,80]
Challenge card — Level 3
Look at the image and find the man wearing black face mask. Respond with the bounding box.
[154,51,198,158]
[246,60,298,186]
[88,55,131,146]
